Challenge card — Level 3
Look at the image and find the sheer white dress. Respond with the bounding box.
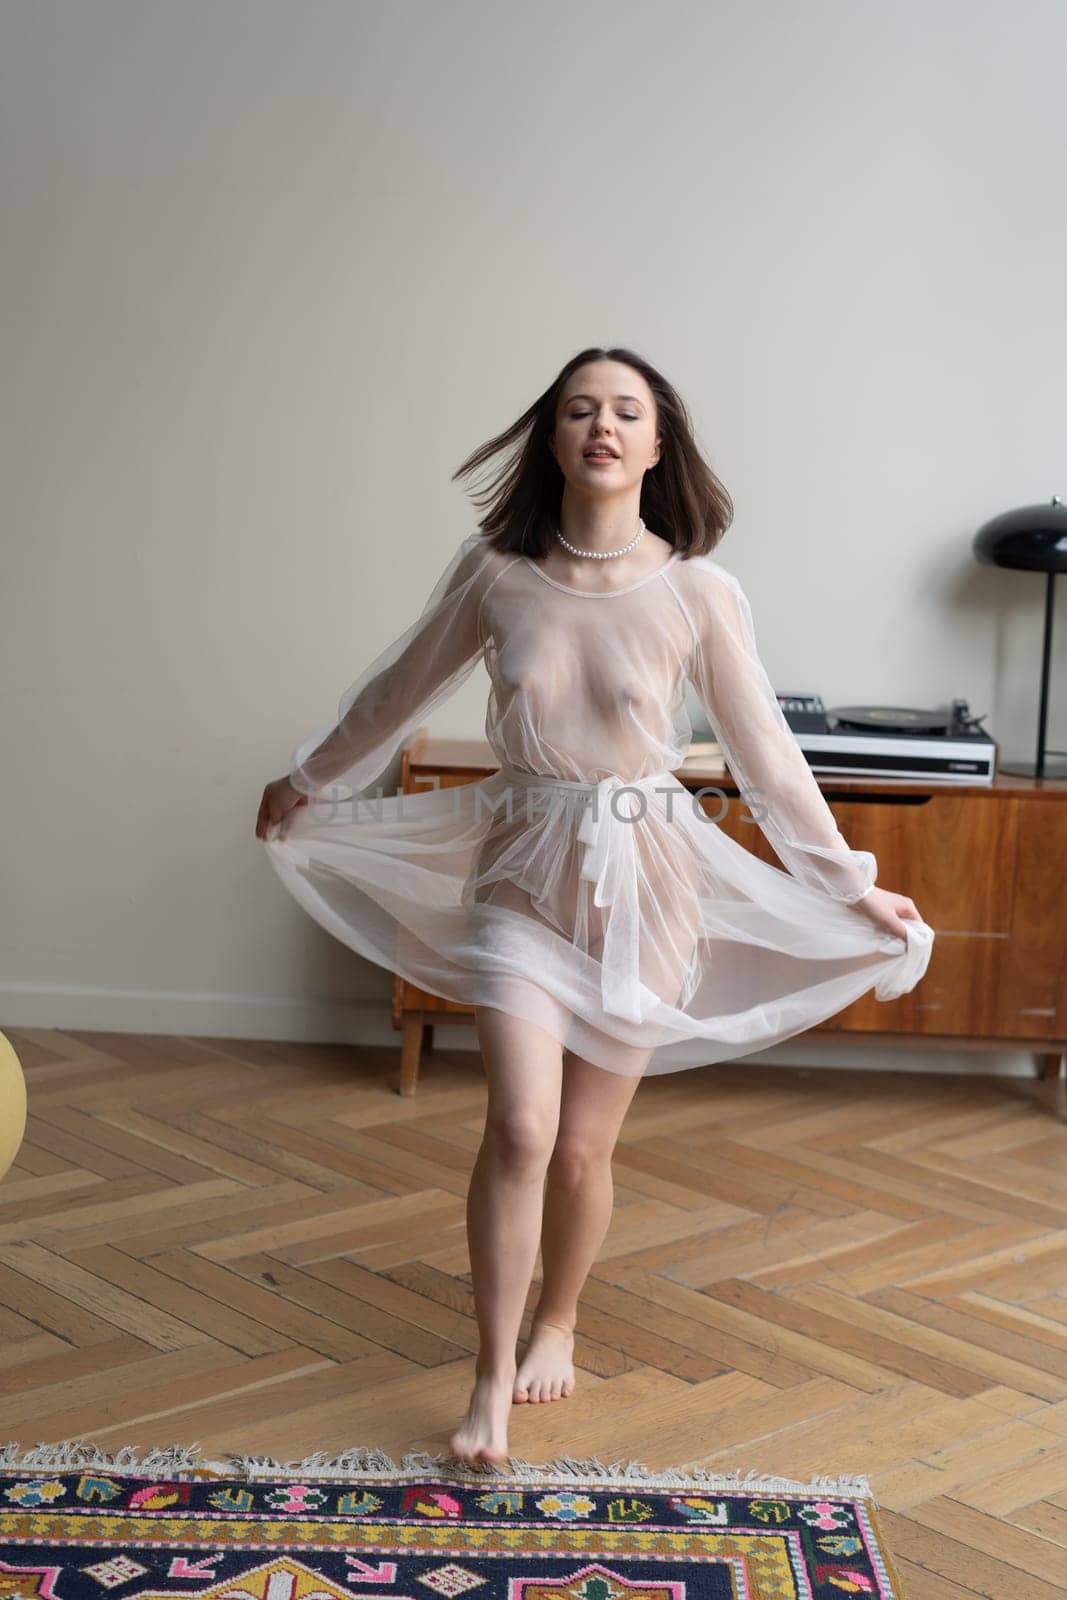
[262,531,935,1076]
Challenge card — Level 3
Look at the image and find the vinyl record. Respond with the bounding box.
[828,705,954,734]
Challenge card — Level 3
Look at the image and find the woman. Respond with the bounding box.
[255,346,933,1470]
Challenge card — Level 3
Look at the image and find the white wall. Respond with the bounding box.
[3,0,1064,1075]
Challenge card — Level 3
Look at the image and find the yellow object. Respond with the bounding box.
[0,1031,27,1181]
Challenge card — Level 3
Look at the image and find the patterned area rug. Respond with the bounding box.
[0,1441,905,1600]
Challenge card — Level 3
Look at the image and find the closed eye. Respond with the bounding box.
[571,411,638,421]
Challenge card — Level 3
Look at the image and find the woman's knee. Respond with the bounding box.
[548,1050,643,1178]
[548,1134,615,1182]
[484,1110,557,1172]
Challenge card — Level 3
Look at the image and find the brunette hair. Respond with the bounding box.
[451,346,733,559]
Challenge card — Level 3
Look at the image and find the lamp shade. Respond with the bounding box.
[973,494,1067,572]
[972,494,1066,779]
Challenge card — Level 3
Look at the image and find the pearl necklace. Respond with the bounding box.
[555,517,646,560]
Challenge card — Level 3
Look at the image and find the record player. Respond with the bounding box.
[777,694,997,785]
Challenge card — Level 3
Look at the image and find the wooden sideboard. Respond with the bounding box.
[390,730,1067,1096]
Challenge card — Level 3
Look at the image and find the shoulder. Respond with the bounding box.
[665,555,756,659]
[670,550,747,608]
[457,530,524,587]
[457,530,513,568]
[438,531,505,586]
[431,533,520,619]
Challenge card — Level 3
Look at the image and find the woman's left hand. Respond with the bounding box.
[256,775,308,842]
[855,886,924,939]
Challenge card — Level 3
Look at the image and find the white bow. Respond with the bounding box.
[575,772,674,1024]
[494,765,679,1027]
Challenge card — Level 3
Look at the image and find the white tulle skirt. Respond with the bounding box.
[263,766,934,1078]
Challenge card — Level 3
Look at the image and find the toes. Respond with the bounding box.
[512,1373,576,1403]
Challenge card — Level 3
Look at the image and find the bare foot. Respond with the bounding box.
[449,1369,515,1467]
[513,1318,576,1404]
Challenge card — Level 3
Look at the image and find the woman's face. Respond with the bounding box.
[550,361,661,494]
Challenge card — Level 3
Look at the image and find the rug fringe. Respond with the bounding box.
[0,1441,210,1477]
[0,1438,872,1501]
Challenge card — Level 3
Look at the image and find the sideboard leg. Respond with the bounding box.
[399,1014,424,1097]
[1036,1051,1065,1082]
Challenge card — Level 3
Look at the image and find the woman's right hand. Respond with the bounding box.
[854,885,924,940]
[255,775,307,842]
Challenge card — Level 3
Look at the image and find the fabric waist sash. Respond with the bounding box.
[495,763,680,798]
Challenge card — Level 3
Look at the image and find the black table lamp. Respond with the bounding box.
[973,494,1067,779]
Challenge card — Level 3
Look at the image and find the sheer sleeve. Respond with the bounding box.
[684,560,878,903]
[287,532,494,798]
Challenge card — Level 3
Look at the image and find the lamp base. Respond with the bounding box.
[998,756,1067,779]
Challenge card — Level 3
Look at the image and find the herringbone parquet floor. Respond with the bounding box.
[1,1027,1066,1599]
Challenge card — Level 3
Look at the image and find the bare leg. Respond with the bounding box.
[514,1047,645,1404]
[448,1004,564,1467]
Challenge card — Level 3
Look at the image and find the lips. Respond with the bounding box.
[584,448,619,459]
